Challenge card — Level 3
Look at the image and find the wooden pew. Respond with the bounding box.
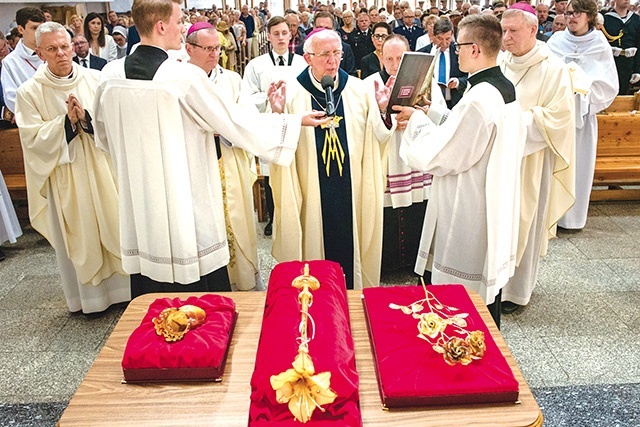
[592,94,640,201]
[0,127,29,223]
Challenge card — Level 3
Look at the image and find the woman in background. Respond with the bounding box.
[547,0,618,229]
[67,14,84,37]
[84,12,117,62]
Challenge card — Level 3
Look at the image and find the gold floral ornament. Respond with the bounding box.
[152,305,207,343]
[270,264,337,422]
[389,280,486,366]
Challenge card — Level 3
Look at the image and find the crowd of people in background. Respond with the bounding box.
[2,0,637,82]
[0,0,632,325]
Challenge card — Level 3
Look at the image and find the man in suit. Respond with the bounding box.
[348,10,375,70]
[312,12,358,76]
[418,18,467,108]
[72,35,107,70]
[394,7,424,50]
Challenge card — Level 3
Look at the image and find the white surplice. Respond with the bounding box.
[240,51,307,177]
[94,57,303,285]
[1,39,44,114]
[400,68,525,304]
[547,29,618,229]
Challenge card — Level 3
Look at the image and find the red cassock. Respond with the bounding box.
[363,285,519,408]
[249,260,362,426]
[122,294,237,382]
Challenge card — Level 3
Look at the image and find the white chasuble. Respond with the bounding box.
[15,64,129,313]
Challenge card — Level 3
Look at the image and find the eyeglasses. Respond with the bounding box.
[372,34,388,40]
[308,50,344,61]
[73,41,88,46]
[43,44,72,53]
[189,43,222,53]
[563,10,583,18]
[454,42,474,53]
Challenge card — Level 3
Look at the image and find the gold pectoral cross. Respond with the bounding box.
[320,115,344,177]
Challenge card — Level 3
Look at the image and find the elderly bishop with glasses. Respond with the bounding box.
[269,27,395,290]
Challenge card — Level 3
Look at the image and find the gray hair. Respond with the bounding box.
[35,21,70,46]
[303,28,341,54]
[502,8,538,27]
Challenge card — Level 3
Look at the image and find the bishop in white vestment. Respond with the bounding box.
[499,10,576,311]
[270,29,393,290]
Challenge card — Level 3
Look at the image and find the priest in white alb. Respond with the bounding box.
[394,14,526,326]
[94,0,328,298]
[15,22,129,313]
[499,6,576,314]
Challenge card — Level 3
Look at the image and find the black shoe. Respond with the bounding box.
[501,301,521,314]
[0,249,5,262]
[264,222,272,236]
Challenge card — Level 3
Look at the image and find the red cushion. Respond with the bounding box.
[122,294,237,382]
[249,260,361,426]
[362,285,519,407]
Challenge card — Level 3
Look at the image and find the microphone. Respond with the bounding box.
[321,75,335,117]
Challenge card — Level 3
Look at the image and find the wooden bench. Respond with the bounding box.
[592,94,640,201]
[0,127,29,223]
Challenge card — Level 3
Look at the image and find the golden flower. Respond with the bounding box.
[270,352,337,423]
[466,330,486,359]
[442,336,473,366]
[417,312,447,339]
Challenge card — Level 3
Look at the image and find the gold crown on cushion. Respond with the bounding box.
[389,280,486,366]
[153,305,207,343]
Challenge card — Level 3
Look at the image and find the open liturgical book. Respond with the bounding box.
[386,51,436,115]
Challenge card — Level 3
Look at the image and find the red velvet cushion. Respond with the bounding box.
[249,260,361,426]
[362,285,519,407]
[122,294,236,382]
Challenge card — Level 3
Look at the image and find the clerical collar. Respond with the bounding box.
[45,64,73,80]
[468,66,515,104]
[308,68,339,91]
[209,66,223,81]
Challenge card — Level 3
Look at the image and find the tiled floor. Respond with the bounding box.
[1,201,639,426]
